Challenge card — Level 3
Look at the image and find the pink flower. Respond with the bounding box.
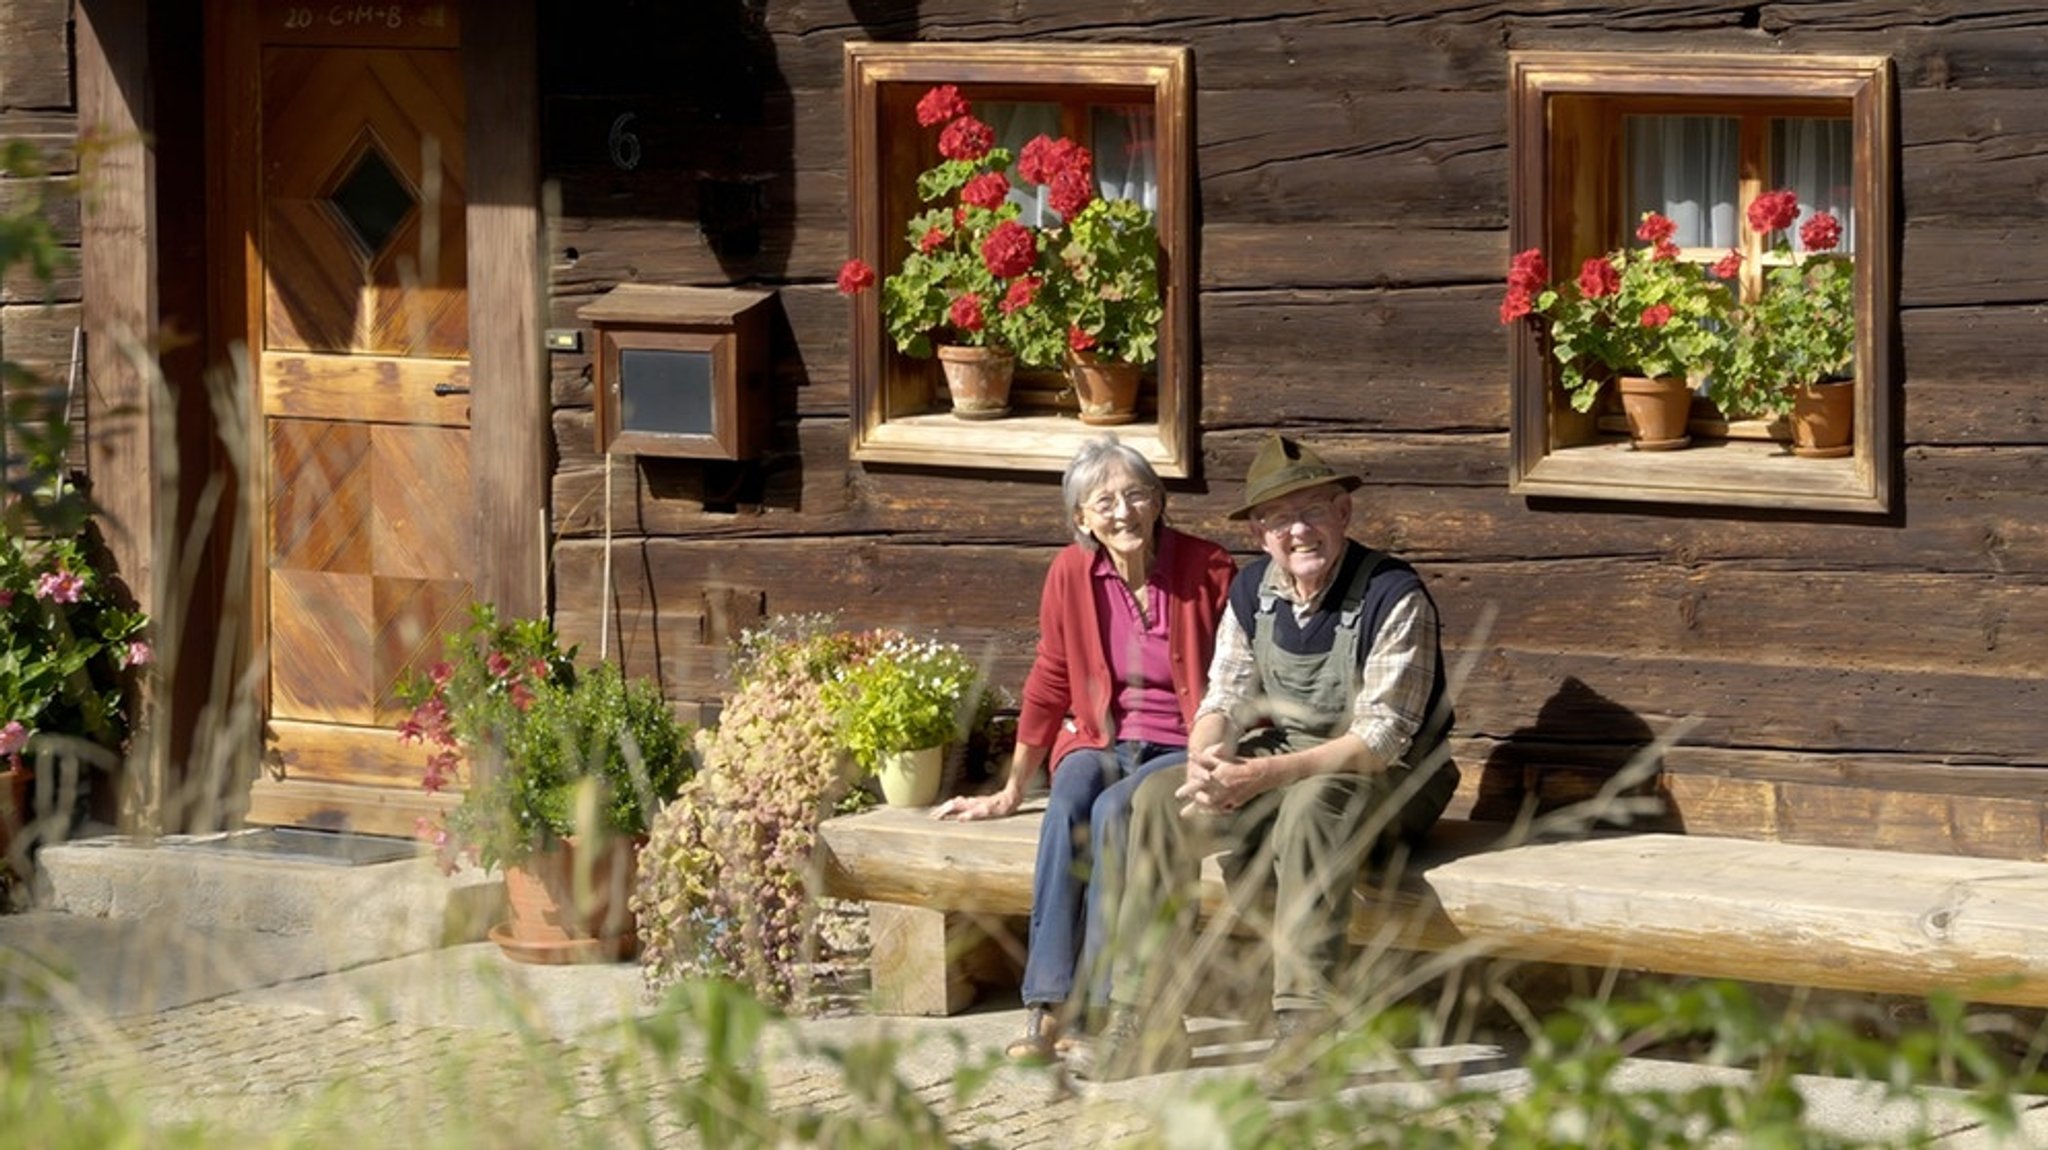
[35,569,83,603]
[1746,188,1800,234]
[0,721,27,757]
[1578,256,1620,299]
[123,640,153,668]
[917,226,947,254]
[915,85,970,128]
[1711,250,1743,280]
[1651,240,1680,262]
[429,661,454,686]
[1640,303,1673,328]
[509,682,536,713]
[1635,212,1678,245]
[980,219,1037,279]
[1800,211,1843,253]
[960,172,1009,210]
[836,258,876,295]
[948,294,986,332]
[1068,326,1096,353]
[485,650,513,680]
[937,116,994,162]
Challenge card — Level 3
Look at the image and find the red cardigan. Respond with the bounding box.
[1016,527,1236,774]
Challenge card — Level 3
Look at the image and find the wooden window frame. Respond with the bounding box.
[845,41,1195,477]
[1507,52,1896,513]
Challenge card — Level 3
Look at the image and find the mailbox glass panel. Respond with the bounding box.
[620,347,716,437]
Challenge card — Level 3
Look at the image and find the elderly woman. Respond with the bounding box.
[936,435,1235,1061]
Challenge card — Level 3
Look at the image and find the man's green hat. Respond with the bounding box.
[1227,434,1363,520]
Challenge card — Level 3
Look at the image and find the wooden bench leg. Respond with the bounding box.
[867,903,1021,1016]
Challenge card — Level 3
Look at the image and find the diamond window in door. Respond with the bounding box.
[326,137,418,261]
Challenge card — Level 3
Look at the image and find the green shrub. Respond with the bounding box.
[397,604,692,870]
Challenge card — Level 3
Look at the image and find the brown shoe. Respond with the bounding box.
[1005,1004,1060,1061]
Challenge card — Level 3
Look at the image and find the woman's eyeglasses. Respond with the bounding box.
[1085,489,1158,516]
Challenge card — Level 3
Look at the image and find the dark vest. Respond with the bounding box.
[1226,542,1455,780]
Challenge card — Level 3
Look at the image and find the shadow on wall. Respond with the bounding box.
[1470,676,1680,835]
[539,0,793,280]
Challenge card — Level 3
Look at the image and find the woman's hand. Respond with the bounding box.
[934,788,1022,821]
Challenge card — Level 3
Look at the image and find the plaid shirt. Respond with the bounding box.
[1194,555,1440,770]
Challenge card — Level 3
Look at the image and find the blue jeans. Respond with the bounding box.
[1020,740,1187,1015]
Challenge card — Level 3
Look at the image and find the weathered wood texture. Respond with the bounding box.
[823,804,2048,1013]
[536,1,2048,858]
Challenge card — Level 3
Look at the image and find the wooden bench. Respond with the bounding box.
[816,803,2048,1015]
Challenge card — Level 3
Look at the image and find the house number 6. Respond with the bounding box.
[608,113,642,172]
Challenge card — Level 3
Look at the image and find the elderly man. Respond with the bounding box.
[1093,433,1459,1084]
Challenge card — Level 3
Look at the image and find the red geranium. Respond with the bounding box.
[980,219,1037,279]
[1711,250,1743,280]
[844,85,1158,369]
[1799,211,1842,253]
[837,258,876,295]
[1000,277,1041,316]
[1502,208,1738,414]
[1578,257,1620,299]
[961,172,1009,210]
[916,85,970,127]
[1746,189,1800,234]
[1068,325,1096,353]
[948,293,986,332]
[937,116,994,162]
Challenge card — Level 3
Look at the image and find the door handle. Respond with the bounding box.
[434,383,471,396]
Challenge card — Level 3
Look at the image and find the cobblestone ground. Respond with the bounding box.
[6,997,1162,1148]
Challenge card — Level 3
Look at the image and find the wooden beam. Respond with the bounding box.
[463,0,547,618]
[76,0,166,832]
[1428,834,2048,1007]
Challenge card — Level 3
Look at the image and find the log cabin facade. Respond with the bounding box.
[16,1,2048,856]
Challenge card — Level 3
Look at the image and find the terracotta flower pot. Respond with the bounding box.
[1617,374,1693,451]
[1,765,29,877]
[489,835,641,965]
[936,344,1014,420]
[1067,350,1141,425]
[1789,379,1854,458]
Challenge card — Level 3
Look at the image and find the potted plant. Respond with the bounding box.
[818,631,999,808]
[1024,134,1162,425]
[398,604,694,962]
[1504,212,1739,450]
[0,527,151,872]
[1718,189,1856,457]
[836,85,1066,419]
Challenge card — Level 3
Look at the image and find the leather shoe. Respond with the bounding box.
[1086,1004,1192,1081]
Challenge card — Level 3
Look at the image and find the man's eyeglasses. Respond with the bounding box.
[1253,498,1340,533]
[1085,488,1158,517]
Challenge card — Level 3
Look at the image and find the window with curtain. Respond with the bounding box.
[1507,52,1896,514]
[845,43,1194,478]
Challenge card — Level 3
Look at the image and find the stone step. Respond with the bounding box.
[33,829,504,970]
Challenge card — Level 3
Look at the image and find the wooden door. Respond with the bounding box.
[224,8,472,835]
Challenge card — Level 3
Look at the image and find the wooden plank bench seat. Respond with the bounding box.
[816,803,2048,1015]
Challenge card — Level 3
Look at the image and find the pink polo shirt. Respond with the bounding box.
[1092,549,1185,747]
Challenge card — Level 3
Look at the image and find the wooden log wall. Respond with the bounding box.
[537,1,2048,861]
[0,0,84,479]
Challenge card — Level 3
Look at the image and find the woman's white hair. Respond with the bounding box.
[1061,433,1167,548]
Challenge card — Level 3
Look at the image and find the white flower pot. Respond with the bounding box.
[876,744,945,807]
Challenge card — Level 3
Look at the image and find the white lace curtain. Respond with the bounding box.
[1626,115,1854,253]
[983,102,1158,226]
